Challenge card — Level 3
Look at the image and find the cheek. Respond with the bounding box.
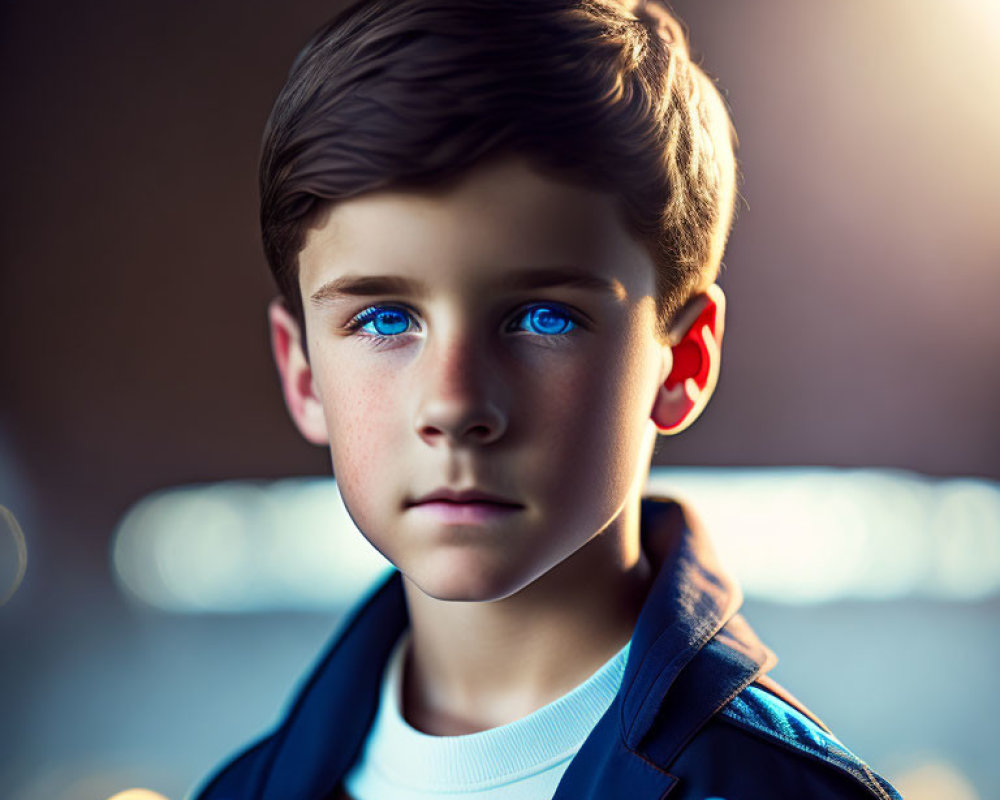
[552,330,655,440]
[318,359,403,501]
[528,338,654,500]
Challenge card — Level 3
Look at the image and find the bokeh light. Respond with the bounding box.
[893,757,982,800]
[112,479,391,613]
[110,468,1000,612]
[106,790,171,800]
[0,504,28,605]
[649,468,1000,603]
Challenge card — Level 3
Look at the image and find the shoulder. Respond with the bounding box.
[667,682,901,800]
[189,571,406,800]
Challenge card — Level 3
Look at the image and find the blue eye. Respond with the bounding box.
[513,305,577,336]
[349,306,415,336]
[347,303,579,340]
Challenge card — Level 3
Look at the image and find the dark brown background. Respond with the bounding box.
[1,1,998,797]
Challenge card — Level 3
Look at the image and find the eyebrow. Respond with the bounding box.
[309,267,626,306]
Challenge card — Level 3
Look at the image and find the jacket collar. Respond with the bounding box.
[619,496,775,749]
[258,495,775,800]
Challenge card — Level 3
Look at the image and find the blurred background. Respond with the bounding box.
[1,0,998,798]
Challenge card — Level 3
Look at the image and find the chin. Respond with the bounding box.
[406,553,535,603]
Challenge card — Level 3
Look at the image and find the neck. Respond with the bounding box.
[399,496,653,736]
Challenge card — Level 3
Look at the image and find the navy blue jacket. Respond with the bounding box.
[195,497,901,800]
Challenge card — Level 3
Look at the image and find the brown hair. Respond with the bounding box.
[260,0,737,339]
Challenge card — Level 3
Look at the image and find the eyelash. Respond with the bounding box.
[343,302,584,343]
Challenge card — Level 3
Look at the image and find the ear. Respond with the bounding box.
[268,297,329,445]
[652,283,726,435]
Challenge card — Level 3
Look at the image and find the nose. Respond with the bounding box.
[413,332,508,447]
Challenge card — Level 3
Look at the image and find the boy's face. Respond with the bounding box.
[279,156,694,602]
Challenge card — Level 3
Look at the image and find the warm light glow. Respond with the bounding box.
[648,468,1000,603]
[111,469,1000,612]
[892,758,982,800]
[106,791,171,800]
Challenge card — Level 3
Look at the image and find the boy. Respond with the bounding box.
[197,1,901,798]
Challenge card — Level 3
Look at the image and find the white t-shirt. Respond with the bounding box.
[343,631,631,800]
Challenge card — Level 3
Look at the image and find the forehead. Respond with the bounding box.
[298,155,657,301]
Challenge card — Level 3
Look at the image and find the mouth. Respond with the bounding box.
[407,499,523,524]
[407,488,523,508]
[406,488,524,524]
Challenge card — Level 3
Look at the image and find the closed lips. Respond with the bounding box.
[426,499,519,506]
[409,489,522,507]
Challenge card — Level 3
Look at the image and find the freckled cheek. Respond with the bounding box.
[319,365,404,500]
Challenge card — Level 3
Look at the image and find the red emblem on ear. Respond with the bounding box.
[664,299,717,391]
